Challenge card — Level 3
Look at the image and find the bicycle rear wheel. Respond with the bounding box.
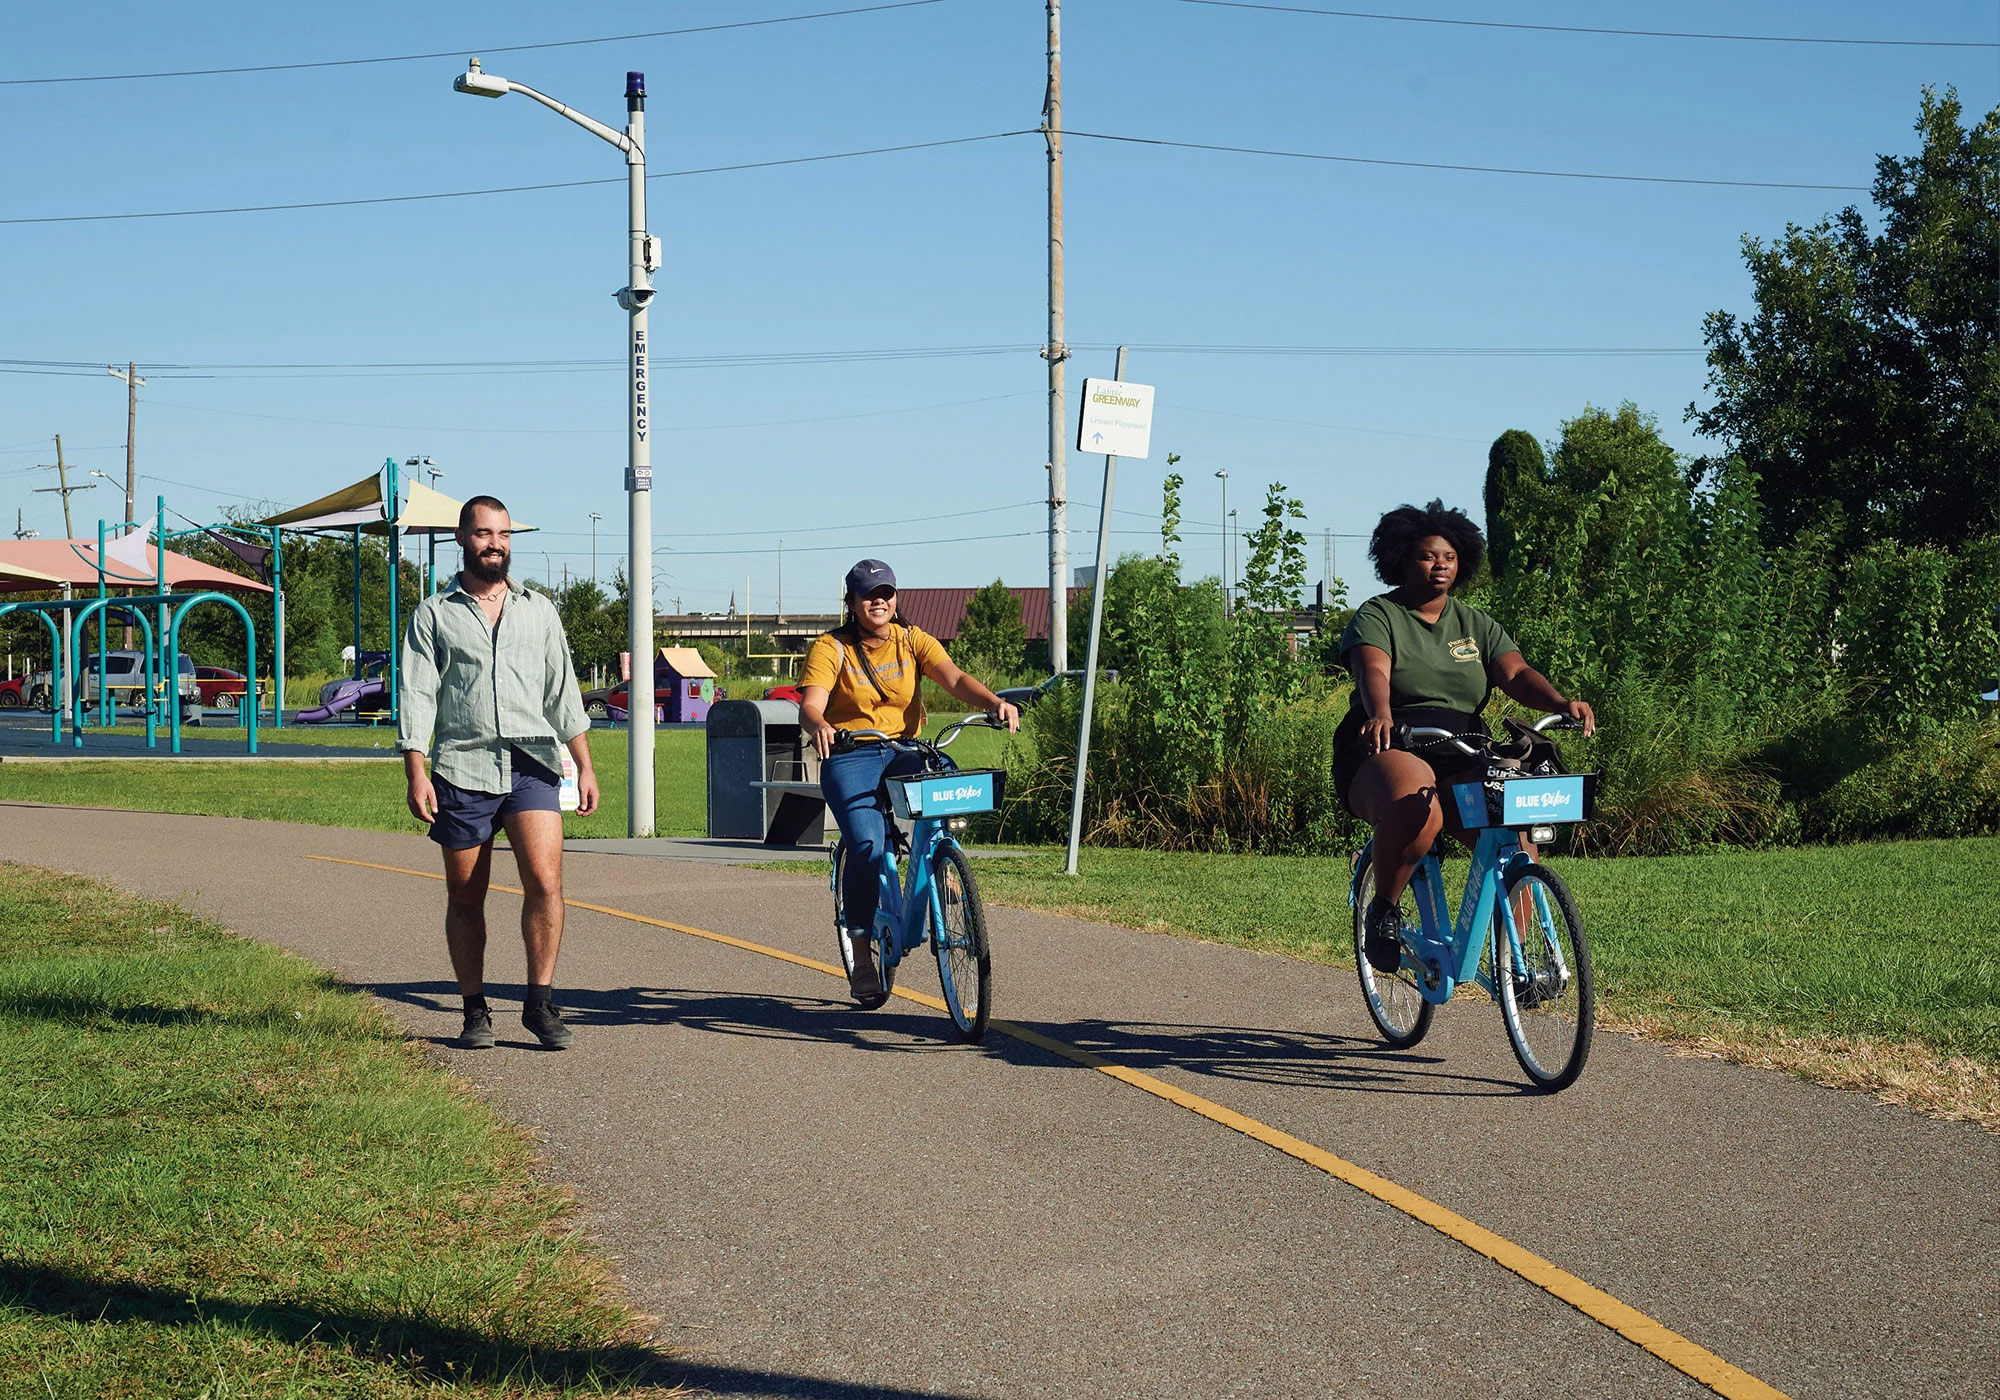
[931,843,990,1042]
[1351,851,1433,1049]
[1496,862,1593,1091]
[830,840,892,1010]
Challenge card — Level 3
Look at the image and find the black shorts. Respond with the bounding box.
[430,750,562,849]
[1332,706,1488,820]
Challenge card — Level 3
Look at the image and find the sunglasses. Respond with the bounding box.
[861,587,897,602]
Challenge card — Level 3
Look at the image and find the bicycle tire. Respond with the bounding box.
[1351,851,1433,1049]
[931,843,991,1042]
[1496,862,1593,1092]
[830,840,892,1011]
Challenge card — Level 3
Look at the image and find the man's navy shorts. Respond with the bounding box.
[430,749,561,849]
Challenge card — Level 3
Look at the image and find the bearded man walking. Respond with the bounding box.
[398,495,600,1050]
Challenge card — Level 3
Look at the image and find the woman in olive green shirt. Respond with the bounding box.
[1334,502,1594,975]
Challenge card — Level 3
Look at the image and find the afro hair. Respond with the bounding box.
[1368,500,1486,589]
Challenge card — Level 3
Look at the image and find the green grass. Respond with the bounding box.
[0,717,1011,843]
[0,863,669,1396]
[960,838,2000,1064]
[0,730,709,839]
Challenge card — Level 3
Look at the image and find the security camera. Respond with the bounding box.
[615,285,656,311]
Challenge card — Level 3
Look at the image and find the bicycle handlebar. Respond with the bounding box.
[1400,712,1586,756]
[831,711,1003,756]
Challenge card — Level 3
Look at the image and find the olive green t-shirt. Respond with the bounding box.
[1339,593,1519,716]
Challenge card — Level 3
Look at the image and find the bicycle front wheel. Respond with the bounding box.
[1496,862,1593,1092]
[1351,851,1433,1050]
[830,840,892,1010]
[931,843,990,1042]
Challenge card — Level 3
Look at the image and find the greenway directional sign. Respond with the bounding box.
[1077,377,1155,459]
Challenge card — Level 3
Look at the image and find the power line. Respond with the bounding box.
[3,118,1876,225]
[0,344,1705,377]
[659,529,1042,558]
[0,2,955,86]
[135,388,1036,436]
[0,131,1034,226]
[1065,129,1869,192]
[533,500,1044,540]
[1168,0,1998,49]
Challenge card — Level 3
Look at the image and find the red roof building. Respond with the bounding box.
[894,587,1083,643]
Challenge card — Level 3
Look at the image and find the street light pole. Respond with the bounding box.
[1214,468,1230,615]
[589,512,602,587]
[456,58,658,837]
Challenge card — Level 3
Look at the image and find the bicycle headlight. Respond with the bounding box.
[1529,825,1557,844]
[949,818,968,831]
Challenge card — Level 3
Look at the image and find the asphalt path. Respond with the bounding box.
[5,803,1993,1399]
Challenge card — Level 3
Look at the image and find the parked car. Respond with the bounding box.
[79,650,199,708]
[0,676,25,707]
[22,669,52,709]
[995,669,1117,710]
[195,665,249,706]
[764,684,804,704]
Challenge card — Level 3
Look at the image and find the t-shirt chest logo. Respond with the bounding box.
[1447,637,1481,663]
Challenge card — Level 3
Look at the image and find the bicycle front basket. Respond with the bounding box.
[1452,772,1597,829]
[888,768,1005,821]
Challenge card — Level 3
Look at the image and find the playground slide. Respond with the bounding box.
[294,680,387,724]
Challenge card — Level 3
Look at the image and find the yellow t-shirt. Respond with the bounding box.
[800,624,950,737]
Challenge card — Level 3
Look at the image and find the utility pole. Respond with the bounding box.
[1042,0,1069,674]
[13,509,36,540]
[107,363,146,532]
[34,436,94,537]
[31,436,89,718]
[777,539,784,625]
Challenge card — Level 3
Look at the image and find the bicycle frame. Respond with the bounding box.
[1387,827,1540,1005]
[870,813,959,974]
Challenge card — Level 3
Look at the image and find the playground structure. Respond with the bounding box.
[262,460,532,729]
[0,496,270,754]
[0,461,536,750]
[294,651,393,724]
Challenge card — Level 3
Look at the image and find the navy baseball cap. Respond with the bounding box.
[843,558,897,596]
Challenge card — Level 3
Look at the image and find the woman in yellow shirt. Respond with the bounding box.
[800,559,1020,998]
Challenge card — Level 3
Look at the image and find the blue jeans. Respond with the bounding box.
[821,743,928,931]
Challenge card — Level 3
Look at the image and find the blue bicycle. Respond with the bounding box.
[1350,714,1597,1092]
[830,716,1004,1042]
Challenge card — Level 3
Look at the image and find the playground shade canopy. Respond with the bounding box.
[257,473,533,535]
[0,558,69,586]
[0,540,272,595]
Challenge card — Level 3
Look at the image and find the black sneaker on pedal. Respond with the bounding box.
[845,929,883,1000]
[522,998,574,1049]
[1364,899,1406,975]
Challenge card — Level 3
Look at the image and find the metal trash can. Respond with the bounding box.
[705,699,827,843]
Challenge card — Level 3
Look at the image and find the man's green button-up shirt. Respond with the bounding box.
[397,573,589,795]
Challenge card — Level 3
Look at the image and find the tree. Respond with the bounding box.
[1483,429,1548,579]
[955,579,1027,671]
[1689,87,1999,550]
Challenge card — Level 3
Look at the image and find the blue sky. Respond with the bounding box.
[3,1,1994,612]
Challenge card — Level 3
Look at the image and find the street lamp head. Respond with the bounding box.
[454,57,510,98]
[1214,468,1228,479]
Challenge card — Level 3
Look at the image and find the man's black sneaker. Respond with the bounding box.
[522,999,574,1049]
[457,1006,496,1050]
[1364,899,1406,975]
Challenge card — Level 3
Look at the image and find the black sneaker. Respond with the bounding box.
[522,999,574,1050]
[1364,899,1406,975]
[457,1005,496,1050]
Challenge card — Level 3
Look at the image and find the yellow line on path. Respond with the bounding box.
[307,852,1792,1400]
